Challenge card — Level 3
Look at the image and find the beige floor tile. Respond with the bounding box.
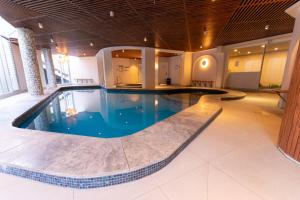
[74,175,157,200]
[212,144,300,200]
[134,188,168,200]
[208,165,263,200]
[0,175,73,200]
[151,148,207,185]
[160,165,208,200]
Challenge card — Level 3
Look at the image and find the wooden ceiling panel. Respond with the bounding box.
[0,0,297,56]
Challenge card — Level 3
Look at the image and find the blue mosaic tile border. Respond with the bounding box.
[0,109,221,189]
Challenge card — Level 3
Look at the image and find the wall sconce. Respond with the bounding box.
[200,58,209,69]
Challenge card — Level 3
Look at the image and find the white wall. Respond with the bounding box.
[157,57,169,84]
[169,55,182,85]
[68,56,99,84]
[192,55,217,82]
[192,47,225,88]
[227,50,287,87]
[226,72,260,90]
[11,43,27,90]
[228,54,263,72]
[112,57,141,84]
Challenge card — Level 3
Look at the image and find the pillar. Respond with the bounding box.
[278,42,300,162]
[155,57,159,86]
[41,48,57,87]
[142,48,155,89]
[180,52,192,86]
[279,2,300,107]
[278,0,300,162]
[102,49,114,88]
[16,27,43,95]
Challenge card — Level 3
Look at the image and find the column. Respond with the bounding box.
[278,42,300,162]
[141,48,155,89]
[102,49,114,88]
[16,27,43,95]
[41,48,57,87]
[180,52,192,86]
[278,2,300,162]
[279,2,300,107]
[155,57,159,86]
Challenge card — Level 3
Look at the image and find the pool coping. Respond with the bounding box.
[0,85,246,188]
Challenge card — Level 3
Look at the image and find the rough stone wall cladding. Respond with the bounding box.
[42,48,57,87]
[16,27,43,95]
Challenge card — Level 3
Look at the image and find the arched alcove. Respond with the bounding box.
[192,55,218,86]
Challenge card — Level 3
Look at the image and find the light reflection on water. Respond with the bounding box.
[22,89,202,138]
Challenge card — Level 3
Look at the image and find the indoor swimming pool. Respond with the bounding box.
[17,88,204,138]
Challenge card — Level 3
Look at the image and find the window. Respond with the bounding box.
[0,16,19,96]
[0,36,19,95]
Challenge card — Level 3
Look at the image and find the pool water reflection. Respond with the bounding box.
[20,89,202,138]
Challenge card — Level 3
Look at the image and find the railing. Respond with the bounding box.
[192,80,214,88]
[73,78,94,84]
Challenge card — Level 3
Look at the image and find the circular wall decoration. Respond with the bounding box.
[200,58,209,69]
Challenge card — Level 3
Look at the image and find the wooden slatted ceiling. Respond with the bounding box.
[214,0,298,46]
[0,0,297,56]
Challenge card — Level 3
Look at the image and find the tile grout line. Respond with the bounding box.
[207,164,209,200]
[210,163,267,200]
[120,139,131,171]
[158,186,171,200]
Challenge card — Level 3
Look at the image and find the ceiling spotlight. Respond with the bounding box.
[50,38,54,43]
[261,44,265,48]
[122,49,125,53]
[90,42,94,47]
[200,45,203,49]
[265,25,270,30]
[234,49,238,52]
[38,22,43,29]
[83,53,86,56]
[247,51,251,54]
[274,47,278,51]
[211,0,216,2]
[144,37,147,42]
[110,11,114,17]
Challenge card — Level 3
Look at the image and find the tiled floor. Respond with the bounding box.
[1,92,300,199]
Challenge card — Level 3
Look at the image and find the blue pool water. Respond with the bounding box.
[20,89,203,138]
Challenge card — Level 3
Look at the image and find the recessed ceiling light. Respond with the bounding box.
[122,49,125,53]
[38,22,43,29]
[265,25,270,30]
[234,49,238,52]
[110,11,114,17]
[83,53,86,56]
[211,0,216,2]
[90,42,94,47]
[50,38,54,43]
[247,51,251,54]
[144,37,147,42]
[200,45,203,49]
[274,47,278,51]
[261,44,265,48]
